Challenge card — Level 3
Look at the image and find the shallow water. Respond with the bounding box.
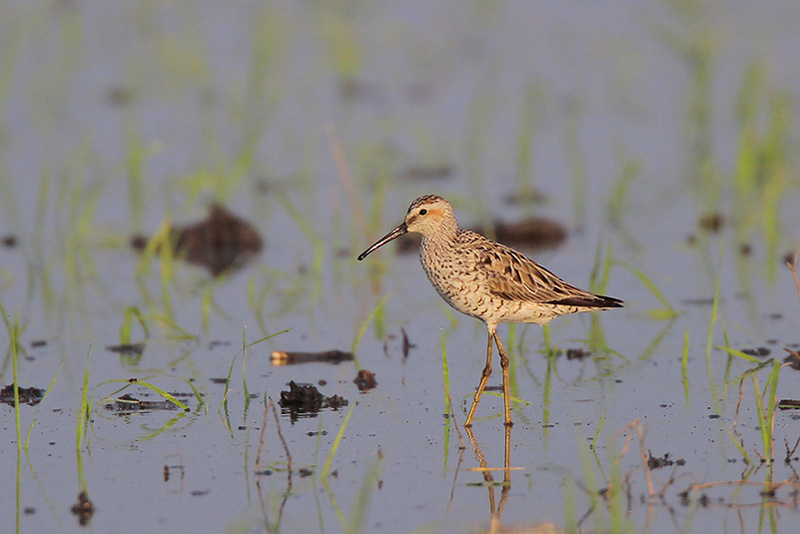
[2,1,800,533]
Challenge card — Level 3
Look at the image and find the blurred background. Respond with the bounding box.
[2,1,800,533]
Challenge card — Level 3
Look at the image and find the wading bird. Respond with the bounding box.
[358,195,622,426]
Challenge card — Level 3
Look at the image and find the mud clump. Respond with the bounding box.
[0,385,45,406]
[70,491,95,526]
[279,381,348,420]
[647,451,685,469]
[131,204,262,277]
[106,343,145,356]
[565,348,590,361]
[741,347,770,358]
[353,369,377,391]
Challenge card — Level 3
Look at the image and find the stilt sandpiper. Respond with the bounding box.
[358,194,622,426]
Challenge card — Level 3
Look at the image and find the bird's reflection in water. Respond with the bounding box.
[457,425,564,534]
[465,425,512,530]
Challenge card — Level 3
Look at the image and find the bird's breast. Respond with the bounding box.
[419,242,497,320]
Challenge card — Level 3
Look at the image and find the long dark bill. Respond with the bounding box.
[357,222,408,261]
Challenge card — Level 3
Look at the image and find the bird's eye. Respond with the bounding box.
[419,209,428,215]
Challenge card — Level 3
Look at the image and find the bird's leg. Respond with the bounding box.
[493,331,513,427]
[465,332,494,427]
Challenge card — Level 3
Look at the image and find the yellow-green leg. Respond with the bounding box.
[493,331,513,427]
[465,331,494,427]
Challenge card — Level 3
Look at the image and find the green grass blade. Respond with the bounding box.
[345,457,382,534]
[241,326,249,401]
[11,313,21,451]
[220,327,291,416]
[714,346,762,364]
[704,272,721,413]
[321,404,355,479]
[441,331,451,419]
[25,365,63,449]
[142,313,197,340]
[120,306,149,344]
[613,260,680,318]
[682,330,690,406]
[96,378,189,411]
[352,294,389,355]
[751,373,771,467]
[591,407,608,450]
[77,346,92,451]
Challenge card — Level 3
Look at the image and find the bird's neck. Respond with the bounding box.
[421,221,458,250]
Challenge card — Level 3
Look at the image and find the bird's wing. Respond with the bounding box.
[466,231,611,306]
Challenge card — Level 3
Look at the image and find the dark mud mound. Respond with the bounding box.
[132,204,262,277]
[278,381,348,421]
[70,491,95,526]
[0,385,45,406]
[353,369,377,391]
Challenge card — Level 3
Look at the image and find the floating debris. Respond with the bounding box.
[131,204,263,277]
[0,385,45,406]
[778,399,800,410]
[105,343,145,356]
[30,340,47,348]
[566,348,590,361]
[278,381,348,420]
[647,451,685,469]
[104,393,178,413]
[209,377,229,385]
[353,369,377,391]
[401,327,415,359]
[271,350,353,366]
[741,347,770,358]
[70,491,95,526]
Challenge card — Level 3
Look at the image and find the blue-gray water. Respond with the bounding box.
[2,1,800,532]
